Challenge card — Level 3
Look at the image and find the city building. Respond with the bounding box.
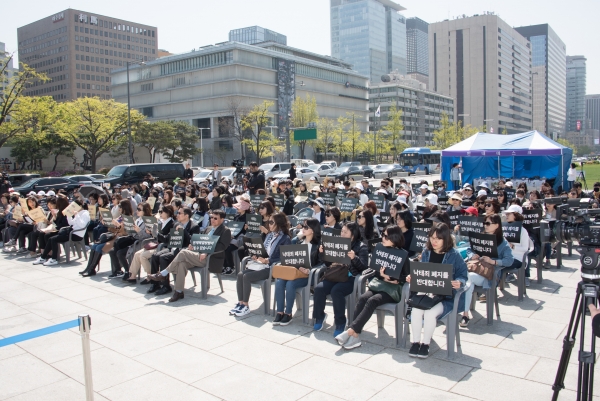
[330,0,407,84]
[110,41,369,166]
[515,24,566,139]
[0,42,18,96]
[229,26,287,46]
[157,49,173,58]
[566,55,586,132]
[429,13,533,135]
[17,9,158,102]
[565,129,596,150]
[586,94,600,131]
[369,72,454,146]
[406,17,429,86]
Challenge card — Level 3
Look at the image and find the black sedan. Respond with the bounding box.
[326,166,364,181]
[360,165,374,178]
[13,177,83,196]
[372,164,404,178]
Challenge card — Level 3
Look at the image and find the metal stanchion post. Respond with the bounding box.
[78,314,94,401]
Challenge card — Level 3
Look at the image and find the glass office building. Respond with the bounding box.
[229,26,287,46]
[515,24,566,139]
[406,17,428,81]
[331,0,407,83]
[566,55,587,133]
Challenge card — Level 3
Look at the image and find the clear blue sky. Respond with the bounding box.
[2,0,598,93]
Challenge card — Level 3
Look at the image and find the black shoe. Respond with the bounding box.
[140,278,151,285]
[108,271,123,279]
[121,272,131,281]
[82,269,96,277]
[147,283,161,293]
[155,285,173,295]
[272,313,283,326]
[418,344,430,359]
[279,314,292,326]
[408,342,421,357]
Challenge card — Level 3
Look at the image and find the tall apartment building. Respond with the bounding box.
[17,9,158,101]
[406,17,429,86]
[429,14,533,135]
[330,0,407,83]
[586,94,600,131]
[515,24,566,139]
[229,26,287,46]
[566,55,587,132]
[0,42,18,96]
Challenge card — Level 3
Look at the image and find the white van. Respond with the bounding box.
[259,162,292,179]
[290,159,314,168]
[321,160,338,169]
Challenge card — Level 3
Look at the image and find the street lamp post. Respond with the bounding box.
[126,61,145,164]
[197,127,210,167]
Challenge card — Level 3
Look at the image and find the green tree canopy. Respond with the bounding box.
[291,94,318,159]
[240,100,274,162]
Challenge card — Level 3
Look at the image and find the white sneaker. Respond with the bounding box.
[234,305,250,317]
[229,303,242,315]
[43,259,58,266]
[343,335,362,350]
[32,257,46,265]
[335,331,351,346]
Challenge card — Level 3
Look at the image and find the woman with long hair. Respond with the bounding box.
[336,225,409,350]
[273,217,322,326]
[10,196,39,254]
[357,209,378,242]
[26,196,58,257]
[32,196,69,265]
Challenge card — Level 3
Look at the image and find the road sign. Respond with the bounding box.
[292,128,317,141]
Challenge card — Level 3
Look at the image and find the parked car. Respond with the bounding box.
[193,169,212,184]
[290,159,315,167]
[321,160,338,169]
[306,164,334,177]
[102,163,186,188]
[326,165,363,181]
[219,168,237,183]
[361,165,374,178]
[372,164,404,178]
[339,161,360,168]
[7,174,41,187]
[274,168,320,182]
[67,175,104,185]
[13,177,82,196]
[259,163,292,179]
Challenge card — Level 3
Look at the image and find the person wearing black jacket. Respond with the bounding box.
[124,205,175,284]
[282,189,295,216]
[148,207,200,295]
[246,162,265,195]
[289,163,297,180]
[313,222,368,337]
[0,174,11,196]
[183,163,194,180]
[323,207,342,230]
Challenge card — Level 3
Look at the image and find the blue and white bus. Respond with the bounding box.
[399,148,441,175]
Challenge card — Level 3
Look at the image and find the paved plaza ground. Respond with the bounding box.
[0,245,598,400]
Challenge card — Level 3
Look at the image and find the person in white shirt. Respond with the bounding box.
[567,163,578,191]
[354,183,369,206]
[501,205,532,287]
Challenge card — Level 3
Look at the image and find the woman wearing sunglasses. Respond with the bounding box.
[336,225,409,350]
[406,224,467,358]
[460,213,514,326]
[357,209,378,243]
[313,222,368,336]
[258,201,275,237]
[221,194,237,215]
[231,213,291,317]
[484,199,501,215]
[323,207,342,230]
[273,218,323,326]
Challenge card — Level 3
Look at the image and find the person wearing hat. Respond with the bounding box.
[309,198,326,225]
[502,205,532,287]
[422,193,438,221]
[140,181,150,199]
[223,195,252,274]
[416,184,430,205]
[447,192,463,212]
[120,189,138,211]
[462,185,475,201]
[354,183,369,206]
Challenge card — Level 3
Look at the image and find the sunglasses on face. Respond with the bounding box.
[382,233,389,239]
[159,209,164,213]
[485,204,493,208]
[267,220,275,225]
[484,221,495,226]
[137,208,143,211]
[357,215,364,219]
[259,206,266,209]
[210,216,220,220]
[302,225,310,230]
[325,213,332,217]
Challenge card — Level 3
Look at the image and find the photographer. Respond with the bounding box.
[246,162,265,195]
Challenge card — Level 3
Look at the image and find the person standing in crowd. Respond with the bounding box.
[289,163,297,181]
[211,164,222,187]
[567,163,578,191]
[247,162,265,195]
[450,163,463,190]
[184,163,194,180]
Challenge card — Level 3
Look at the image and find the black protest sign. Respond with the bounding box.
[502,221,522,243]
[121,215,137,235]
[409,229,429,253]
[142,216,157,232]
[168,226,185,249]
[243,236,268,258]
[447,210,462,228]
[437,197,449,210]
[287,215,298,228]
[499,203,507,212]
[192,213,204,224]
[250,194,265,209]
[272,194,284,208]
[411,183,421,195]
[369,243,408,280]
[522,209,542,230]
[395,183,401,192]
[504,189,516,201]
[246,214,262,234]
[468,231,499,258]
[191,234,219,253]
[296,208,314,225]
[226,220,245,237]
[369,194,385,210]
[336,189,348,200]
[413,222,433,230]
[322,227,342,237]
[416,205,425,220]
[340,198,359,213]
[378,212,391,226]
[308,192,317,201]
[458,215,484,235]
[321,236,351,264]
[279,244,311,268]
[100,210,114,227]
[410,262,453,296]
[367,237,383,252]
[321,193,337,206]
[226,214,236,220]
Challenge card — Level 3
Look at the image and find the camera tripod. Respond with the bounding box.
[578,165,588,191]
[552,280,598,401]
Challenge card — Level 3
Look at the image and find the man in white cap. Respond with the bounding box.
[354,183,369,205]
[477,189,488,198]
[27,191,36,197]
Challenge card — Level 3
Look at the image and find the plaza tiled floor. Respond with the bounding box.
[0,247,597,400]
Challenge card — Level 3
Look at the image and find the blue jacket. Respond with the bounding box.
[466,237,514,289]
[421,247,469,318]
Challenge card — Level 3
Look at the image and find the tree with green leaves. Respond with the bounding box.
[242,130,281,161]
[134,120,178,163]
[55,97,144,173]
[291,94,318,159]
[556,138,577,156]
[577,145,592,157]
[0,55,49,149]
[344,112,363,161]
[432,113,484,149]
[240,100,274,163]
[164,120,199,163]
[314,117,335,161]
[333,116,349,164]
[385,104,406,161]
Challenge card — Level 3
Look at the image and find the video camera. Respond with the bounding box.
[231,159,244,169]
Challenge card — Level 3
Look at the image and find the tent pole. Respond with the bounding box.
[512,156,515,181]
[498,156,500,180]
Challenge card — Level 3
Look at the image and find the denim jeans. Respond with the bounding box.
[312,277,355,327]
[91,243,105,253]
[93,224,108,241]
[275,277,309,314]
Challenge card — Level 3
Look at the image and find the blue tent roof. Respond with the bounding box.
[442,131,570,157]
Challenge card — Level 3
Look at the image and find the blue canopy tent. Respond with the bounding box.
[441,131,573,191]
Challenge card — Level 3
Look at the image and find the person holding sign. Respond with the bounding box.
[396,211,416,257]
[147,210,231,303]
[25,197,57,257]
[406,224,468,358]
[10,196,40,254]
[313,222,368,337]
[91,194,111,242]
[273,218,323,326]
[502,205,532,286]
[231,213,292,317]
[336,226,409,350]
[460,214,514,326]
[32,196,70,266]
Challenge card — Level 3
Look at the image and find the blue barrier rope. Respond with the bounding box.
[0,319,80,348]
